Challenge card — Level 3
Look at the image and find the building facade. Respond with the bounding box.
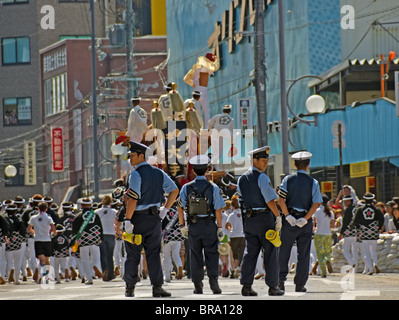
[0,0,110,201]
[1,0,167,203]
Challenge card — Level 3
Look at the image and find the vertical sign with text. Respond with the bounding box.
[52,127,64,172]
[24,141,37,185]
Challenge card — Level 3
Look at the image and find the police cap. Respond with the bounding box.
[189,154,209,170]
[248,146,271,159]
[291,151,312,161]
[128,141,149,155]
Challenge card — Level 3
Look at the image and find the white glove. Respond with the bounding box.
[124,220,134,234]
[275,216,282,232]
[159,206,168,220]
[285,215,297,227]
[217,228,225,242]
[181,226,189,239]
[296,217,308,228]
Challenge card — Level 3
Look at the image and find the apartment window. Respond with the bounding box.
[3,97,32,126]
[59,35,91,41]
[1,37,30,65]
[2,0,29,4]
[44,73,68,116]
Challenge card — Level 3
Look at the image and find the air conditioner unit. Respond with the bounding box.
[108,24,126,46]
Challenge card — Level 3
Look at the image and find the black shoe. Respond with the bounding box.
[241,284,258,296]
[153,285,171,297]
[193,282,203,294]
[209,277,222,294]
[268,286,284,296]
[295,285,307,293]
[279,280,285,291]
[125,285,135,297]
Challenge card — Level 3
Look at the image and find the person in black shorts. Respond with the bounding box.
[27,201,57,283]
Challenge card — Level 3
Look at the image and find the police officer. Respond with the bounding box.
[123,141,179,298]
[177,155,225,294]
[278,151,322,293]
[237,146,284,296]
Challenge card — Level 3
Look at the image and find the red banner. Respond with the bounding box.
[52,127,64,171]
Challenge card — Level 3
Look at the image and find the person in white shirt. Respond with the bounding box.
[208,105,235,163]
[158,83,174,121]
[225,195,245,278]
[184,91,204,128]
[127,97,148,143]
[219,200,231,277]
[27,201,57,283]
[96,195,118,281]
[312,195,335,278]
[183,53,219,127]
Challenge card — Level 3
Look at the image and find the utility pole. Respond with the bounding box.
[90,0,100,201]
[338,123,343,192]
[254,0,267,147]
[278,0,290,176]
[126,0,135,111]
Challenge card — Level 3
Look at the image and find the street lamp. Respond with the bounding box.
[286,74,326,147]
[1,164,17,183]
[5,165,17,178]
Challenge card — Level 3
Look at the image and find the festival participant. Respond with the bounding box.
[27,201,57,284]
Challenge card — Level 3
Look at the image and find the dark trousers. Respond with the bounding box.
[100,234,115,279]
[279,218,313,287]
[240,213,279,288]
[188,218,218,283]
[124,214,163,287]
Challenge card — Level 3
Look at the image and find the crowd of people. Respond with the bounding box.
[0,161,398,294]
[0,181,243,287]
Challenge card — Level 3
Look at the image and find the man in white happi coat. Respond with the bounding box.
[184,53,219,128]
[208,104,235,163]
[127,97,148,143]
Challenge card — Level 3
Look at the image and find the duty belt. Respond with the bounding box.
[288,208,307,218]
[242,208,270,218]
[134,206,159,215]
[188,213,215,224]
